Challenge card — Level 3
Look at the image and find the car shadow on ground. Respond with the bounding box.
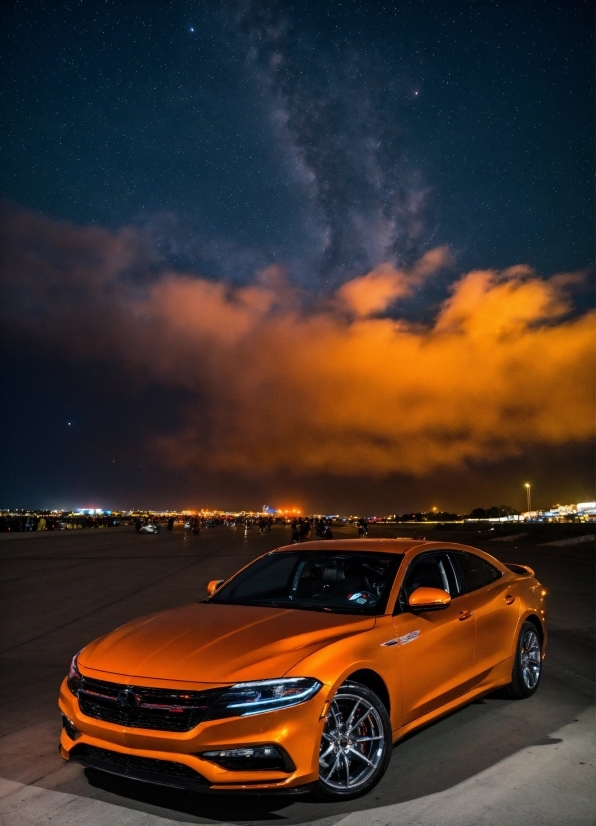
[77,671,593,826]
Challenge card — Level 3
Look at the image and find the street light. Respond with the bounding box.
[524,483,532,513]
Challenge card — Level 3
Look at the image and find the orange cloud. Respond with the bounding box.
[336,245,452,317]
[141,264,593,477]
[1,206,593,478]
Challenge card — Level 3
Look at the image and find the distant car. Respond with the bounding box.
[139,523,160,534]
[59,539,546,800]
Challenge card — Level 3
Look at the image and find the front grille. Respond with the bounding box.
[69,744,207,791]
[78,676,224,732]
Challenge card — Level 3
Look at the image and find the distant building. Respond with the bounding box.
[531,501,596,521]
[577,501,596,516]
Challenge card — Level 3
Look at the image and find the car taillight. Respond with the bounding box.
[67,654,81,696]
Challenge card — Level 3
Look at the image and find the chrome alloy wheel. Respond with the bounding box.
[520,628,541,689]
[319,692,385,791]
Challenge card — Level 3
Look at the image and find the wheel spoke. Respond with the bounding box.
[348,708,371,733]
[324,752,341,781]
[347,746,375,767]
[319,743,335,761]
[346,699,361,726]
[342,750,350,788]
[353,735,383,742]
[523,665,536,687]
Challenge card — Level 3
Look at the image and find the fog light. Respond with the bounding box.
[201,744,294,772]
[61,713,81,741]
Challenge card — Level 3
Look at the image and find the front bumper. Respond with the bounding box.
[59,677,328,792]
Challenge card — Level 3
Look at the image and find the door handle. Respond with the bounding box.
[458,609,474,621]
[505,594,516,605]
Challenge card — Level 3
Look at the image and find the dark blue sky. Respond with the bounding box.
[2,1,592,285]
[1,0,593,511]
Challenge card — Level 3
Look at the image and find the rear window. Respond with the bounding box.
[453,551,502,592]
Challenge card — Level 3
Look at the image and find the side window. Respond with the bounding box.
[395,553,459,613]
[454,552,502,593]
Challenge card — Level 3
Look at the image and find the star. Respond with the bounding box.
[189,27,194,33]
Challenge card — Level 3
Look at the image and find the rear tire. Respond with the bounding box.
[311,680,392,801]
[505,621,542,699]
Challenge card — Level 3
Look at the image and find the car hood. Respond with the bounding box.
[78,602,375,685]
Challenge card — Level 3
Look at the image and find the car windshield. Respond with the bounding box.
[208,551,403,615]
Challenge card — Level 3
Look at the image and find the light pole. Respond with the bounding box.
[524,483,532,513]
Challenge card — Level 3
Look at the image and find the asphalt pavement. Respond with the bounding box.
[0,523,594,826]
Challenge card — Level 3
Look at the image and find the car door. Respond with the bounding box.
[452,550,521,678]
[393,552,476,725]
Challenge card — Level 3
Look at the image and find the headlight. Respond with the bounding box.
[67,654,81,696]
[212,678,322,717]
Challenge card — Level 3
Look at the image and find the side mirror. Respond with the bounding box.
[408,586,451,612]
[207,579,224,596]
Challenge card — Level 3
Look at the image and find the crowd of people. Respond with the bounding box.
[289,517,335,542]
[0,514,121,531]
[0,511,374,538]
[133,513,369,542]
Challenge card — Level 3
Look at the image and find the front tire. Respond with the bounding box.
[312,680,392,801]
[505,621,542,699]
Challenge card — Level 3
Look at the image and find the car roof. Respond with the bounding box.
[274,538,430,554]
[272,538,503,565]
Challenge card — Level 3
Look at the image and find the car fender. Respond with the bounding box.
[283,615,400,730]
[511,578,547,656]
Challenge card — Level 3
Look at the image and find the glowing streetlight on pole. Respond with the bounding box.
[524,483,532,513]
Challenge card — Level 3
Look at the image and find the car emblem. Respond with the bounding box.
[117,688,139,710]
[399,630,420,645]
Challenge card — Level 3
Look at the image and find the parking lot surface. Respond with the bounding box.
[0,524,594,826]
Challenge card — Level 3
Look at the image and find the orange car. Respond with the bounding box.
[59,539,546,800]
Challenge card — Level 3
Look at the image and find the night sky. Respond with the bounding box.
[1,0,593,513]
